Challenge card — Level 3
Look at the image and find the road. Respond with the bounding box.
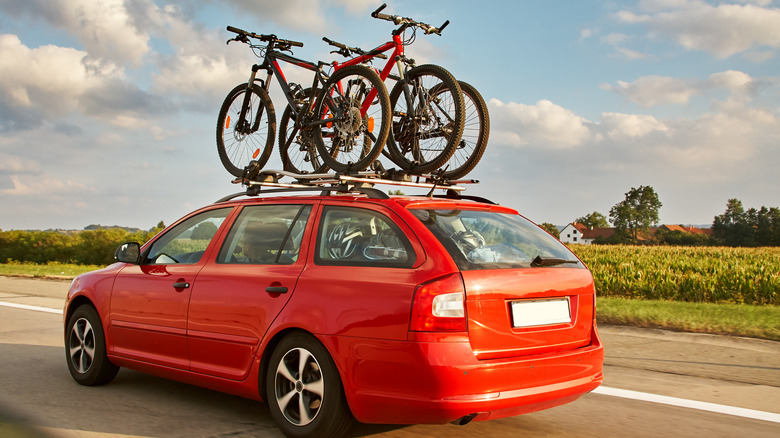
[0,277,778,437]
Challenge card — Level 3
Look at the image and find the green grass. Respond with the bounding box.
[597,297,780,341]
[0,262,103,279]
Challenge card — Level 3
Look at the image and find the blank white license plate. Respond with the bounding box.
[511,298,571,328]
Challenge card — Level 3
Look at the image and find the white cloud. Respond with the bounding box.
[602,76,700,107]
[600,113,670,140]
[0,153,40,173]
[0,0,151,67]
[0,34,171,130]
[614,47,654,60]
[602,70,770,107]
[150,7,246,104]
[617,0,780,58]
[488,99,593,149]
[1,175,94,196]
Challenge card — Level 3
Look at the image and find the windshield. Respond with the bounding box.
[410,209,582,270]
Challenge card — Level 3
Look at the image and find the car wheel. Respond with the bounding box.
[65,305,119,386]
[266,332,353,438]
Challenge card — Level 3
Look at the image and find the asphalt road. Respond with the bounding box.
[0,277,778,438]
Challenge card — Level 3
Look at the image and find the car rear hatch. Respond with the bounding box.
[406,204,595,360]
[462,267,595,360]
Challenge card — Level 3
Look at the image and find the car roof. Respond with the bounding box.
[212,190,517,215]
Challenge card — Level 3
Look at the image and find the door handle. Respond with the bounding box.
[266,286,288,294]
[173,282,190,289]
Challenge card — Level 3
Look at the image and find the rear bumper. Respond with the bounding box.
[322,326,604,424]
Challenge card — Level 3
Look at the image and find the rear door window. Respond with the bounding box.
[316,206,415,267]
[410,209,582,270]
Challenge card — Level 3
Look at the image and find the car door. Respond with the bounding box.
[187,203,314,380]
[109,207,232,370]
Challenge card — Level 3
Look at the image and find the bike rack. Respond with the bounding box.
[216,165,482,203]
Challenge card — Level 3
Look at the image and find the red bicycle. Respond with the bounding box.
[280,4,467,176]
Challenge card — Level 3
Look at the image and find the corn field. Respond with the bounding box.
[570,245,780,305]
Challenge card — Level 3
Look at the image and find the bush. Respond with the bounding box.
[0,226,163,266]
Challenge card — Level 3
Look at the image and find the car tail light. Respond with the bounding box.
[410,273,466,332]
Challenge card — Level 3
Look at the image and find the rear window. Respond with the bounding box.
[410,209,582,270]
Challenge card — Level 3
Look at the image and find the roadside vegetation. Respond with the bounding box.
[1,233,778,341]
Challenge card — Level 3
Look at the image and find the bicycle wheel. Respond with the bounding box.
[279,88,330,174]
[385,64,464,174]
[438,81,489,180]
[313,65,391,173]
[216,82,276,177]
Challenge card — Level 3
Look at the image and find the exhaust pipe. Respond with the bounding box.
[451,413,478,426]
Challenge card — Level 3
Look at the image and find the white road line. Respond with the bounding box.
[2,301,778,424]
[594,386,780,424]
[0,301,62,315]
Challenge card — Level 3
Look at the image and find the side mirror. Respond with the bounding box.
[115,242,141,264]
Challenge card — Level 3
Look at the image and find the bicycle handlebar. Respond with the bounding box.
[322,37,388,59]
[370,3,449,36]
[226,26,304,48]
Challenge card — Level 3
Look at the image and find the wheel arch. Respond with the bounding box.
[65,295,97,327]
[257,327,314,400]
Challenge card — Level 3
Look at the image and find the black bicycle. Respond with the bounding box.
[217,26,391,177]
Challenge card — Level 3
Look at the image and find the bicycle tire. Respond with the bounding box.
[279,88,330,174]
[313,65,391,173]
[438,81,489,180]
[385,64,464,174]
[216,82,276,177]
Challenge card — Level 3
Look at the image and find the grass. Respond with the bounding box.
[1,261,778,341]
[597,297,780,341]
[0,262,103,279]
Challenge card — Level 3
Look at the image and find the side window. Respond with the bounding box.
[145,208,230,265]
[217,204,312,265]
[316,206,415,267]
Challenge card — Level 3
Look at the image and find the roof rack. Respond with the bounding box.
[215,167,482,203]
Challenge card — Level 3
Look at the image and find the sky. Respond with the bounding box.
[1,0,779,231]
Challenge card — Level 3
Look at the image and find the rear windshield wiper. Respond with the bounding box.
[531,255,579,267]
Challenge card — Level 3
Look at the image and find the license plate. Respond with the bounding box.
[511,298,571,328]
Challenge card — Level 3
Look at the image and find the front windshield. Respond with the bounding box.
[410,209,582,270]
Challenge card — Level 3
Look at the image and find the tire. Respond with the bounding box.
[439,81,489,180]
[265,332,353,438]
[279,88,330,174]
[217,82,276,177]
[313,65,391,173]
[385,64,464,174]
[65,305,119,386]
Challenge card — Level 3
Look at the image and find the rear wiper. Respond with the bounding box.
[531,256,579,267]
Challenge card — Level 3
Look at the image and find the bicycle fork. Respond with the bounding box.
[236,64,267,137]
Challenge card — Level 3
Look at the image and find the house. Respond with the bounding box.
[558,223,616,245]
[559,223,587,244]
[659,225,712,236]
[558,222,710,245]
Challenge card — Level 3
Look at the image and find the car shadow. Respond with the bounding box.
[0,342,418,437]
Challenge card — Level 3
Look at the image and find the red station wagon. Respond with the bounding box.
[64,183,603,438]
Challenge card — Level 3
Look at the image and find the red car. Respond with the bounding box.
[64,186,603,438]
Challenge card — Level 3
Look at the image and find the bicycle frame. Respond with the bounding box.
[330,32,408,111]
[247,48,326,121]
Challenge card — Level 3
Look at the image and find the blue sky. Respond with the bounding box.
[1,0,779,230]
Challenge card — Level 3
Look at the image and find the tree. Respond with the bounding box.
[191,222,218,240]
[712,199,780,246]
[575,211,609,229]
[609,185,662,244]
[538,222,560,238]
